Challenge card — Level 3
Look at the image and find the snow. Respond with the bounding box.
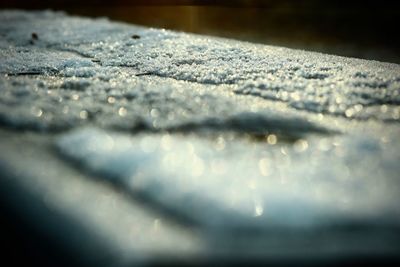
[1,10,400,132]
[57,127,400,231]
[1,10,400,258]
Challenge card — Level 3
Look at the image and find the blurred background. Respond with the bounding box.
[1,0,400,63]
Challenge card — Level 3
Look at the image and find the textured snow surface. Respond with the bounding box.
[1,10,400,253]
[1,10,400,132]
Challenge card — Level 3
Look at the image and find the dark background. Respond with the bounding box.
[1,0,400,63]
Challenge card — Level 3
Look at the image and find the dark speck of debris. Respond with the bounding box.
[31,32,39,40]
[131,34,141,39]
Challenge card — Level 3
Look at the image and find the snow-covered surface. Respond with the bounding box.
[1,10,400,263]
[1,10,399,132]
[57,128,400,230]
